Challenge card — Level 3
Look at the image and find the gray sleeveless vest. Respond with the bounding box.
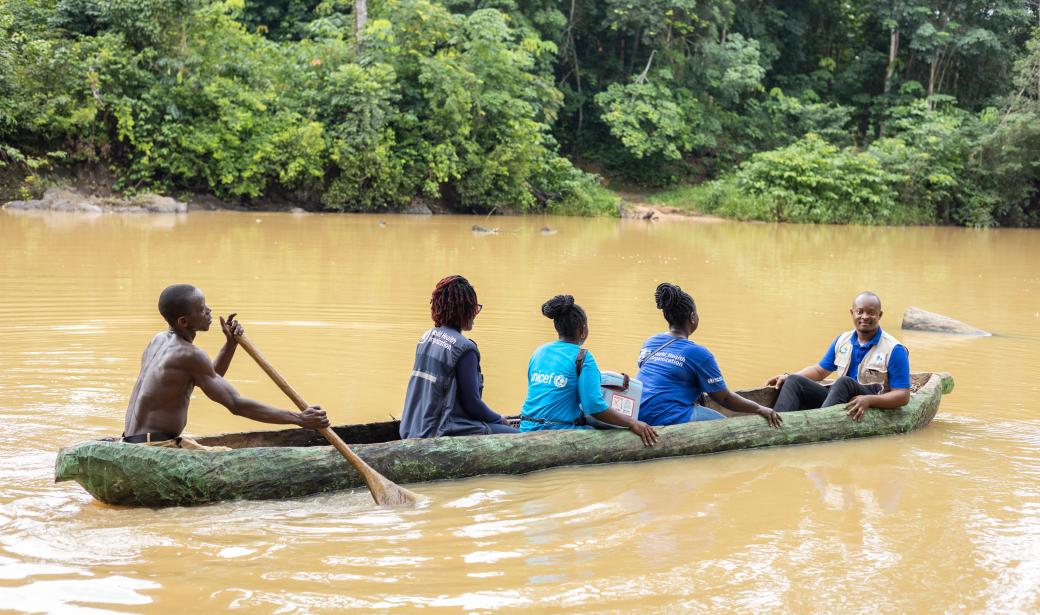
[399,327,479,439]
[831,328,907,391]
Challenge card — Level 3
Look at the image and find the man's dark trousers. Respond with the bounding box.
[774,374,882,412]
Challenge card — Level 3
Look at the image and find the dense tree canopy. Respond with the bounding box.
[1,0,1039,225]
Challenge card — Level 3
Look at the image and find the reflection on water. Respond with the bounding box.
[0,210,1038,612]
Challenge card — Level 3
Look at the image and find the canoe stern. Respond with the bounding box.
[54,445,81,483]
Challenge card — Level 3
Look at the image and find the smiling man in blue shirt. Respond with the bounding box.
[766,292,911,421]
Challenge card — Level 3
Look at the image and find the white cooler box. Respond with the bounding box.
[599,371,642,421]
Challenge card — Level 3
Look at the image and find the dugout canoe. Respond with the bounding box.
[55,372,953,507]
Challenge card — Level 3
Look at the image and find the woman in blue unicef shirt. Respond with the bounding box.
[519,295,659,447]
[636,283,784,428]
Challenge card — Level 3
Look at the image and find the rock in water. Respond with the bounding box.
[901,306,991,336]
[471,224,498,235]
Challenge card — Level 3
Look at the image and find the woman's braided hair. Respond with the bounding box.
[431,275,479,330]
[541,294,587,339]
[655,282,696,328]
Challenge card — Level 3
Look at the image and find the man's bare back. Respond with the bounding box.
[122,285,328,441]
[123,332,206,436]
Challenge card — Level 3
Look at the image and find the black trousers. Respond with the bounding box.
[774,374,881,413]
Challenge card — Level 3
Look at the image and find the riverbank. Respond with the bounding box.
[0,185,435,215]
[1,173,725,222]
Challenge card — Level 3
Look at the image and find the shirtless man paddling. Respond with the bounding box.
[122,284,328,448]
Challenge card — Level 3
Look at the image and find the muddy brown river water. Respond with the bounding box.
[0,210,1038,612]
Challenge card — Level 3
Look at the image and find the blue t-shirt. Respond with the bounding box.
[520,341,609,431]
[819,327,911,389]
[635,333,728,426]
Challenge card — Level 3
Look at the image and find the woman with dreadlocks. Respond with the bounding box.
[518,294,659,447]
[399,275,518,439]
[635,282,783,428]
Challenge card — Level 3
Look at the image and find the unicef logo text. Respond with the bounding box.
[531,372,568,388]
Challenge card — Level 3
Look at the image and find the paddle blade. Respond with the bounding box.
[370,476,419,507]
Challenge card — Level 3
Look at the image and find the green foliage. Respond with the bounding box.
[2,0,1039,224]
[1,0,608,213]
[535,157,619,216]
[109,3,327,197]
[732,134,914,225]
[315,0,595,213]
[595,79,699,161]
[52,0,202,50]
[677,98,1040,227]
[743,88,854,150]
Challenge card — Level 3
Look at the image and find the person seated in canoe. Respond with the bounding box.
[122,284,329,451]
[518,294,659,447]
[399,275,518,438]
[765,291,911,421]
[636,283,783,428]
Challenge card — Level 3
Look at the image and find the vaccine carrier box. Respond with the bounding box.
[600,371,642,421]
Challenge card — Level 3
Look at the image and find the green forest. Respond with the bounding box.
[2,0,1040,226]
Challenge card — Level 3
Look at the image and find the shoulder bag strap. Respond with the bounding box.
[638,336,681,368]
[575,348,587,378]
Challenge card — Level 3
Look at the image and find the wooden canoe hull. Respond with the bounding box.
[54,373,953,507]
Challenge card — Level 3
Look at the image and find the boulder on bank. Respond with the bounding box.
[4,188,102,213]
[122,193,187,213]
[901,306,991,336]
[3,188,186,214]
[402,198,434,215]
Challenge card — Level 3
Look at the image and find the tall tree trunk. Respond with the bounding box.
[570,0,583,138]
[928,52,939,108]
[937,56,953,97]
[879,25,899,137]
[884,26,899,95]
[356,0,368,43]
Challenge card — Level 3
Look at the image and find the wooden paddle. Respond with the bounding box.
[234,333,417,507]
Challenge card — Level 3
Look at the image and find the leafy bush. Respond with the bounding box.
[733,134,916,224]
[666,100,1039,227]
[535,158,619,216]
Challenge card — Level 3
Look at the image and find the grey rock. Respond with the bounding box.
[131,194,187,213]
[4,188,186,214]
[901,306,991,336]
[26,188,104,212]
[402,199,433,215]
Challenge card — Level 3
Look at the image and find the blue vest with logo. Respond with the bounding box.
[399,327,479,439]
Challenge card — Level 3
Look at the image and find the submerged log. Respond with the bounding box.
[901,306,990,336]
